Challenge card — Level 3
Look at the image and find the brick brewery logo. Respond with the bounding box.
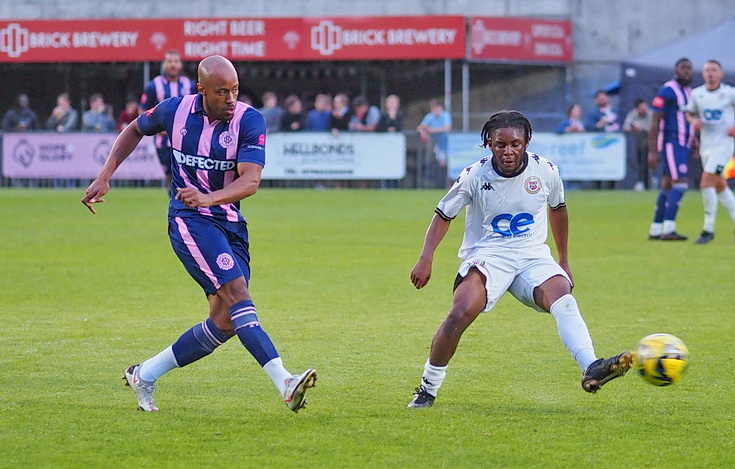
[310,19,458,56]
[0,22,139,59]
[311,20,342,55]
[0,23,29,58]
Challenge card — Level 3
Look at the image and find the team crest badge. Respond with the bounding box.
[216,253,235,271]
[218,130,236,148]
[525,176,541,194]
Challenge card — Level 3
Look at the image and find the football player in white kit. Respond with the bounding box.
[407,111,633,408]
[685,60,735,244]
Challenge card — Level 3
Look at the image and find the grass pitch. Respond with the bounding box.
[1,188,734,468]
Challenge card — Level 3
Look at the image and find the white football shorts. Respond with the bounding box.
[701,143,735,175]
[457,245,571,313]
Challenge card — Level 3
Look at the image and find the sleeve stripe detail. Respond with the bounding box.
[550,202,567,210]
[435,207,455,221]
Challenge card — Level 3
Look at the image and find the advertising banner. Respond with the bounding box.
[2,133,162,179]
[2,132,406,180]
[447,132,625,181]
[262,132,406,180]
[469,17,573,63]
[0,16,465,63]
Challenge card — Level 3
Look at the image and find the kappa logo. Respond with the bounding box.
[479,157,489,166]
[216,253,235,271]
[218,130,235,149]
[481,182,495,191]
[525,176,541,194]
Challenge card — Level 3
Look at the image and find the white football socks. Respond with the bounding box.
[263,357,292,396]
[649,222,663,237]
[549,294,597,372]
[662,220,677,235]
[702,187,718,233]
[717,188,735,224]
[421,360,447,397]
[139,346,179,382]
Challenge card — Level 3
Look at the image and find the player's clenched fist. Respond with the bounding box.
[176,187,212,208]
[410,258,432,289]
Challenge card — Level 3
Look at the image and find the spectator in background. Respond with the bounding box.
[82,94,115,132]
[587,90,620,132]
[2,93,39,132]
[46,93,78,132]
[281,95,305,132]
[349,96,380,132]
[417,98,452,168]
[117,96,139,132]
[305,94,332,131]
[330,93,351,135]
[623,99,652,191]
[377,94,403,132]
[260,91,284,133]
[556,104,585,133]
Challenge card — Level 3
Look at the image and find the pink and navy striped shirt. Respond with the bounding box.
[137,93,266,223]
[651,79,693,150]
[140,75,197,149]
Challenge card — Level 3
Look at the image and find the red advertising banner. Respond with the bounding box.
[469,17,572,63]
[0,16,465,63]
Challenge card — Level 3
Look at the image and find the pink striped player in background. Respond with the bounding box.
[82,55,316,413]
[139,50,197,189]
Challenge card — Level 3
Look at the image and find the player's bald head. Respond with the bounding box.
[198,55,238,85]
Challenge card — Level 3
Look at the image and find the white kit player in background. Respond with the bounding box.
[407,110,633,408]
[686,60,735,244]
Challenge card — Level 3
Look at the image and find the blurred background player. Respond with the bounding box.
[82,55,316,413]
[647,58,695,240]
[407,110,632,408]
[685,60,735,244]
[139,50,197,189]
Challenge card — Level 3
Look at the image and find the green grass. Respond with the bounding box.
[1,188,734,468]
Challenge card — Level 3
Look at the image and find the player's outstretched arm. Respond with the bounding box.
[411,214,451,289]
[81,121,145,214]
[548,204,573,287]
[175,162,262,208]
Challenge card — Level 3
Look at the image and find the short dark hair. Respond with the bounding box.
[480,110,533,148]
[634,98,646,107]
[675,57,691,67]
[352,96,368,108]
[706,59,722,69]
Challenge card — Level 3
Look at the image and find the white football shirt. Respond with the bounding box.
[435,152,565,261]
[685,83,735,161]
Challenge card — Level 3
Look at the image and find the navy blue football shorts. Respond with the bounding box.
[168,214,251,296]
[660,141,690,180]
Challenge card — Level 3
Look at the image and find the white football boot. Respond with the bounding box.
[123,364,159,412]
[283,369,317,412]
